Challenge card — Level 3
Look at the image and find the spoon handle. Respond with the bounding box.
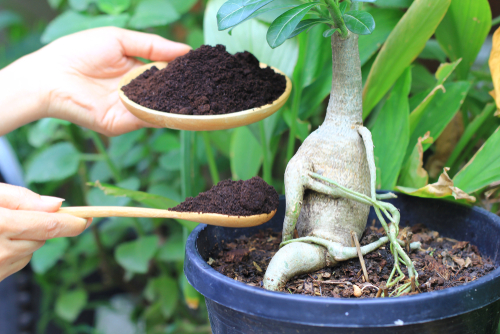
[57,206,178,218]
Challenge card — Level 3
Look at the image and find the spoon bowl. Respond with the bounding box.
[58,206,277,228]
[118,62,292,131]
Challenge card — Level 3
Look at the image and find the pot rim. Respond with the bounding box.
[184,195,500,327]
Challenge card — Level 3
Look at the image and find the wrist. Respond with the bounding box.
[0,52,49,136]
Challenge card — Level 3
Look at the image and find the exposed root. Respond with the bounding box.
[263,242,332,291]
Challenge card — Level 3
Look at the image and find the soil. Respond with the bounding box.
[171,176,279,216]
[208,222,496,298]
[121,45,287,115]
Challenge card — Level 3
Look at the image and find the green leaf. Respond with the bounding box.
[97,0,131,14]
[27,118,68,148]
[419,39,447,63]
[410,64,435,95]
[362,0,451,118]
[217,0,275,30]
[157,233,185,262]
[372,67,411,190]
[397,167,475,202]
[409,59,461,135]
[55,289,88,322]
[375,0,412,7]
[69,0,95,11]
[283,108,310,141]
[31,238,69,274]
[109,128,146,158]
[88,181,178,209]
[322,28,338,38]
[41,11,129,44]
[398,132,433,188]
[180,274,201,309]
[288,18,330,40]
[115,235,159,273]
[343,10,375,35]
[205,0,298,77]
[128,0,180,29]
[339,2,348,15]
[0,10,23,30]
[230,126,262,180]
[170,0,199,14]
[159,150,181,171]
[144,275,178,318]
[358,8,403,66]
[26,142,80,183]
[435,0,491,80]
[405,81,471,162]
[453,127,500,194]
[48,0,64,9]
[266,3,319,48]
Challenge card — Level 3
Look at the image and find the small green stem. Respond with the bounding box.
[492,15,500,27]
[79,153,104,161]
[325,0,348,38]
[202,132,220,185]
[88,131,122,182]
[181,131,193,198]
[259,121,272,183]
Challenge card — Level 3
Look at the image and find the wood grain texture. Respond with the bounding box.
[118,62,292,131]
[58,206,277,228]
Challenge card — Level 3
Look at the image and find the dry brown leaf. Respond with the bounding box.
[452,256,465,267]
[490,28,500,111]
[464,257,472,268]
[398,168,476,202]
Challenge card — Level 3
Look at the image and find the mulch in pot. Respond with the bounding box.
[170,176,279,216]
[208,221,496,298]
[121,45,286,115]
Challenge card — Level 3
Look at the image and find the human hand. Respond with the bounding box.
[0,27,191,136]
[0,183,90,281]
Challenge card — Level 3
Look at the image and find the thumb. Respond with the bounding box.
[0,183,64,212]
[114,28,192,62]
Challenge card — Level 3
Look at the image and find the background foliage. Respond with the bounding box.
[0,0,500,332]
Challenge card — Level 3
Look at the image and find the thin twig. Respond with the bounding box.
[351,231,369,283]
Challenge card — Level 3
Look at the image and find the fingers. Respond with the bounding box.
[0,183,64,212]
[114,28,191,62]
[0,208,89,241]
[0,254,32,282]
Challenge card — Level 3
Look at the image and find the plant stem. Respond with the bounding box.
[88,131,122,182]
[325,0,348,38]
[180,130,193,198]
[202,131,220,185]
[259,121,272,183]
[492,15,500,27]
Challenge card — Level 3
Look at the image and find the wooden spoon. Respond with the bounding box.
[118,62,292,131]
[58,207,277,228]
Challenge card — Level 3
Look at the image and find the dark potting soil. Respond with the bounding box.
[208,222,496,298]
[121,45,287,115]
[171,176,279,216]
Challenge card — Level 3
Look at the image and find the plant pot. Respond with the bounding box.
[184,194,500,333]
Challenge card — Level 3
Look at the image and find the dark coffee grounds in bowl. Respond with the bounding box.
[121,45,287,115]
[171,176,279,216]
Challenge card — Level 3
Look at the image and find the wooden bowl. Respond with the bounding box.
[118,61,292,131]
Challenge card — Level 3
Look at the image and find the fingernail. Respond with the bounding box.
[86,218,93,229]
[40,196,65,203]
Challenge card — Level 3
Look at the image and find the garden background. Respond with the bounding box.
[1,0,500,333]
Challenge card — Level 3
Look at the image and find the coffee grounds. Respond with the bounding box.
[171,176,279,216]
[121,45,287,115]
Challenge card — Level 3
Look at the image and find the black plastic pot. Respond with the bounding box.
[185,194,500,333]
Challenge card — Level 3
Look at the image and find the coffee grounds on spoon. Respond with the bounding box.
[171,176,279,216]
[121,44,286,115]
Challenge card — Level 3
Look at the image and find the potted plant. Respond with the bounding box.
[184,0,500,332]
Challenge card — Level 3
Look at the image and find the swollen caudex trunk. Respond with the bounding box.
[263,33,372,291]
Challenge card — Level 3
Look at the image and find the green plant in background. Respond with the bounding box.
[1,0,500,332]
